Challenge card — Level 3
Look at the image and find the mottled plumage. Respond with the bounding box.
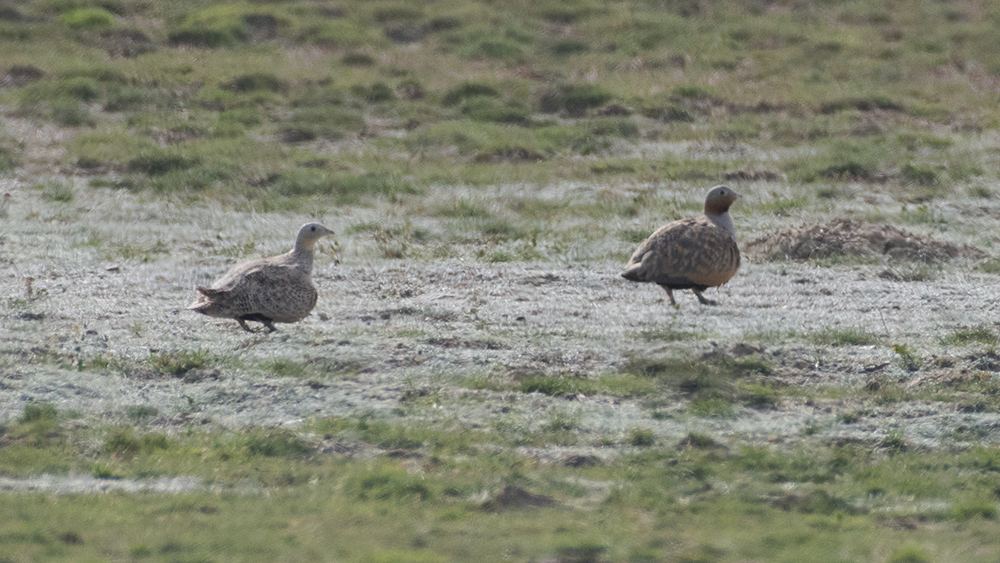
[621,186,741,307]
[189,223,334,332]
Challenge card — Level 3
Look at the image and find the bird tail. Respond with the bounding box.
[620,263,643,282]
[195,286,222,297]
[188,286,217,312]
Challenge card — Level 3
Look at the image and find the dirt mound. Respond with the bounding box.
[481,485,556,512]
[745,219,986,263]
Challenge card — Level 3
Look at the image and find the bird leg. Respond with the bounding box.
[236,315,277,333]
[694,291,717,306]
[661,287,680,309]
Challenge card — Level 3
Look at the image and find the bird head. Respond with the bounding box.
[295,223,334,250]
[704,185,741,215]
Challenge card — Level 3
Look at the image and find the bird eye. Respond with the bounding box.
[310,226,315,231]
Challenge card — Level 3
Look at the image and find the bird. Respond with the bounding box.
[621,185,741,307]
[189,223,334,332]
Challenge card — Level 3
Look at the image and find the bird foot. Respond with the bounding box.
[237,321,276,333]
[695,294,717,306]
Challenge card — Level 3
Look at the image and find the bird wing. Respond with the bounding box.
[208,253,288,291]
[191,258,283,309]
[213,262,298,296]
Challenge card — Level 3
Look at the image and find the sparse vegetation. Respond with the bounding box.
[942,326,998,347]
[893,344,922,372]
[7,0,1000,560]
[621,353,773,411]
[147,350,213,377]
[0,0,993,208]
[627,427,656,446]
[807,327,879,347]
[4,414,1000,560]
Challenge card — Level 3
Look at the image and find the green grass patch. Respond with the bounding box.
[125,405,160,423]
[37,181,74,203]
[689,396,736,418]
[441,81,499,106]
[59,8,116,30]
[6,413,1000,560]
[818,95,905,114]
[638,98,695,123]
[464,371,656,400]
[785,138,888,183]
[147,349,213,377]
[168,4,294,47]
[300,20,381,48]
[478,219,532,242]
[261,359,308,378]
[736,383,781,410]
[465,39,524,61]
[978,258,1000,274]
[460,96,532,125]
[20,402,59,424]
[435,198,491,218]
[0,403,69,474]
[806,327,879,347]
[627,427,656,447]
[892,344,922,372]
[863,376,914,405]
[105,238,170,262]
[264,169,419,204]
[517,373,597,396]
[631,327,703,342]
[596,373,658,398]
[941,326,998,347]
[223,72,286,94]
[103,428,169,458]
[127,150,201,176]
[346,462,433,500]
[312,416,477,452]
[281,105,365,142]
[622,353,773,411]
[888,547,933,563]
[538,83,613,117]
[754,196,808,217]
[243,429,311,458]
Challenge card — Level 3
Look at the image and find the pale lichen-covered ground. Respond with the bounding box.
[5,168,1000,466]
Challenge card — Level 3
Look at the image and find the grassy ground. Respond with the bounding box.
[6,0,1000,561]
[7,400,1000,563]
